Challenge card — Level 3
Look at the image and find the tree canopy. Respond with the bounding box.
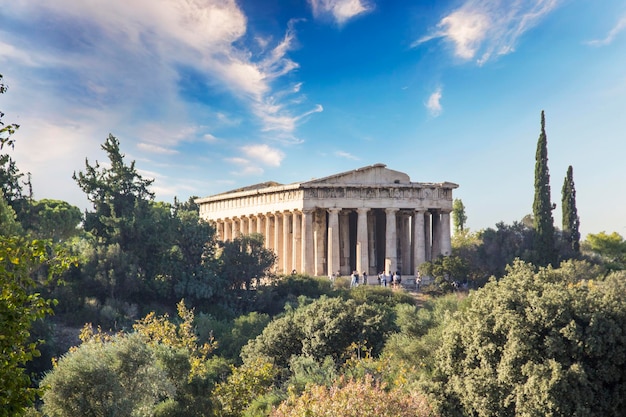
[431,259,626,417]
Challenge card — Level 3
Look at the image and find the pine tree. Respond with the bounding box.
[561,165,580,254]
[532,111,556,266]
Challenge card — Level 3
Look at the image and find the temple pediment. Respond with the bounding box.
[302,163,411,186]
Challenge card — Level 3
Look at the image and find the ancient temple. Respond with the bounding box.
[196,163,458,277]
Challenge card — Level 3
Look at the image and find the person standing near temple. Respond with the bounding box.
[362,272,368,285]
[350,271,358,288]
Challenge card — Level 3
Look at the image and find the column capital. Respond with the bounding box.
[385,207,399,214]
[356,207,370,214]
[328,207,341,214]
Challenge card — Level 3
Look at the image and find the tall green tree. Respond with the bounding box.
[452,198,467,234]
[532,110,556,266]
[73,134,154,244]
[561,165,580,255]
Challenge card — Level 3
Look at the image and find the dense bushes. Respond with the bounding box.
[431,260,626,417]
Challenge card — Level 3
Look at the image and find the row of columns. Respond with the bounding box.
[215,208,452,277]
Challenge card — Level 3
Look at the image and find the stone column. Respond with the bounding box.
[274,212,283,272]
[224,219,232,241]
[327,208,341,278]
[385,208,398,274]
[292,211,302,272]
[240,217,248,236]
[339,211,350,274]
[440,210,452,256]
[424,211,432,261]
[413,210,426,271]
[401,212,411,274]
[256,214,264,235]
[314,210,326,277]
[248,215,255,235]
[431,210,441,258]
[356,208,369,276]
[283,211,292,273]
[232,217,240,238]
[265,213,273,250]
[302,209,314,275]
[217,220,225,241]
[367,213,376,274]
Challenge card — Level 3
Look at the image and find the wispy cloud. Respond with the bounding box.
[309,0,372,25]
[335,150,359,160]
[414,0,560,64]
[241,144,285,167]
[137,142,179,155]
[586,15,626,46]
[426,87,443,117]
[0,0,318,150]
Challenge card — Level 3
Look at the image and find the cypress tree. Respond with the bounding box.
[452,198,467,234]
[532,110,556,266]
[561,165,580,254]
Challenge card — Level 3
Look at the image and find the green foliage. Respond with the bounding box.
[418,255,469,292]
[383,294,466,378]
[213,358,278,417]
[252,275,334,316]
[286,355,338,393]
[0,154,25,209]
[24,199,82,242]
[74,134,154,243]
[219,233,277,291]
[0,190,23,236]
[271,375,434,417]
[431,259,626,417]
[42,333,175,417]
[452,198,467,234]
[43,304,228,417]
[532,110,556,267]
[0,237,70,417]
[241,296,396,373]
[0,74,20,150]
[476,221,534,279]
[584,231,626,271]
[345,284,416,306]
[132,300,217,378]
[201,311,271,363]
[561,165,580,255]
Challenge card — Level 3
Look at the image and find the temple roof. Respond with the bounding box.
[196,163,457,203]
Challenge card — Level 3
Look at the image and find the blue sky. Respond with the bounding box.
[1,0,625,238]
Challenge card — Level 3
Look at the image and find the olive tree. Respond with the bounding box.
[431,259,626,417]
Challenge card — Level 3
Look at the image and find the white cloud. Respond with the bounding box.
[137,142,179,155]
[203,133,219,143]
[226,157,250,165]
[426,87,443,117]
[586,15,626,46]
[241,144,285,167]
[414,0,560,64]
[309,0,372,25]
[335,150,359,160]
[1,0,316,141]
